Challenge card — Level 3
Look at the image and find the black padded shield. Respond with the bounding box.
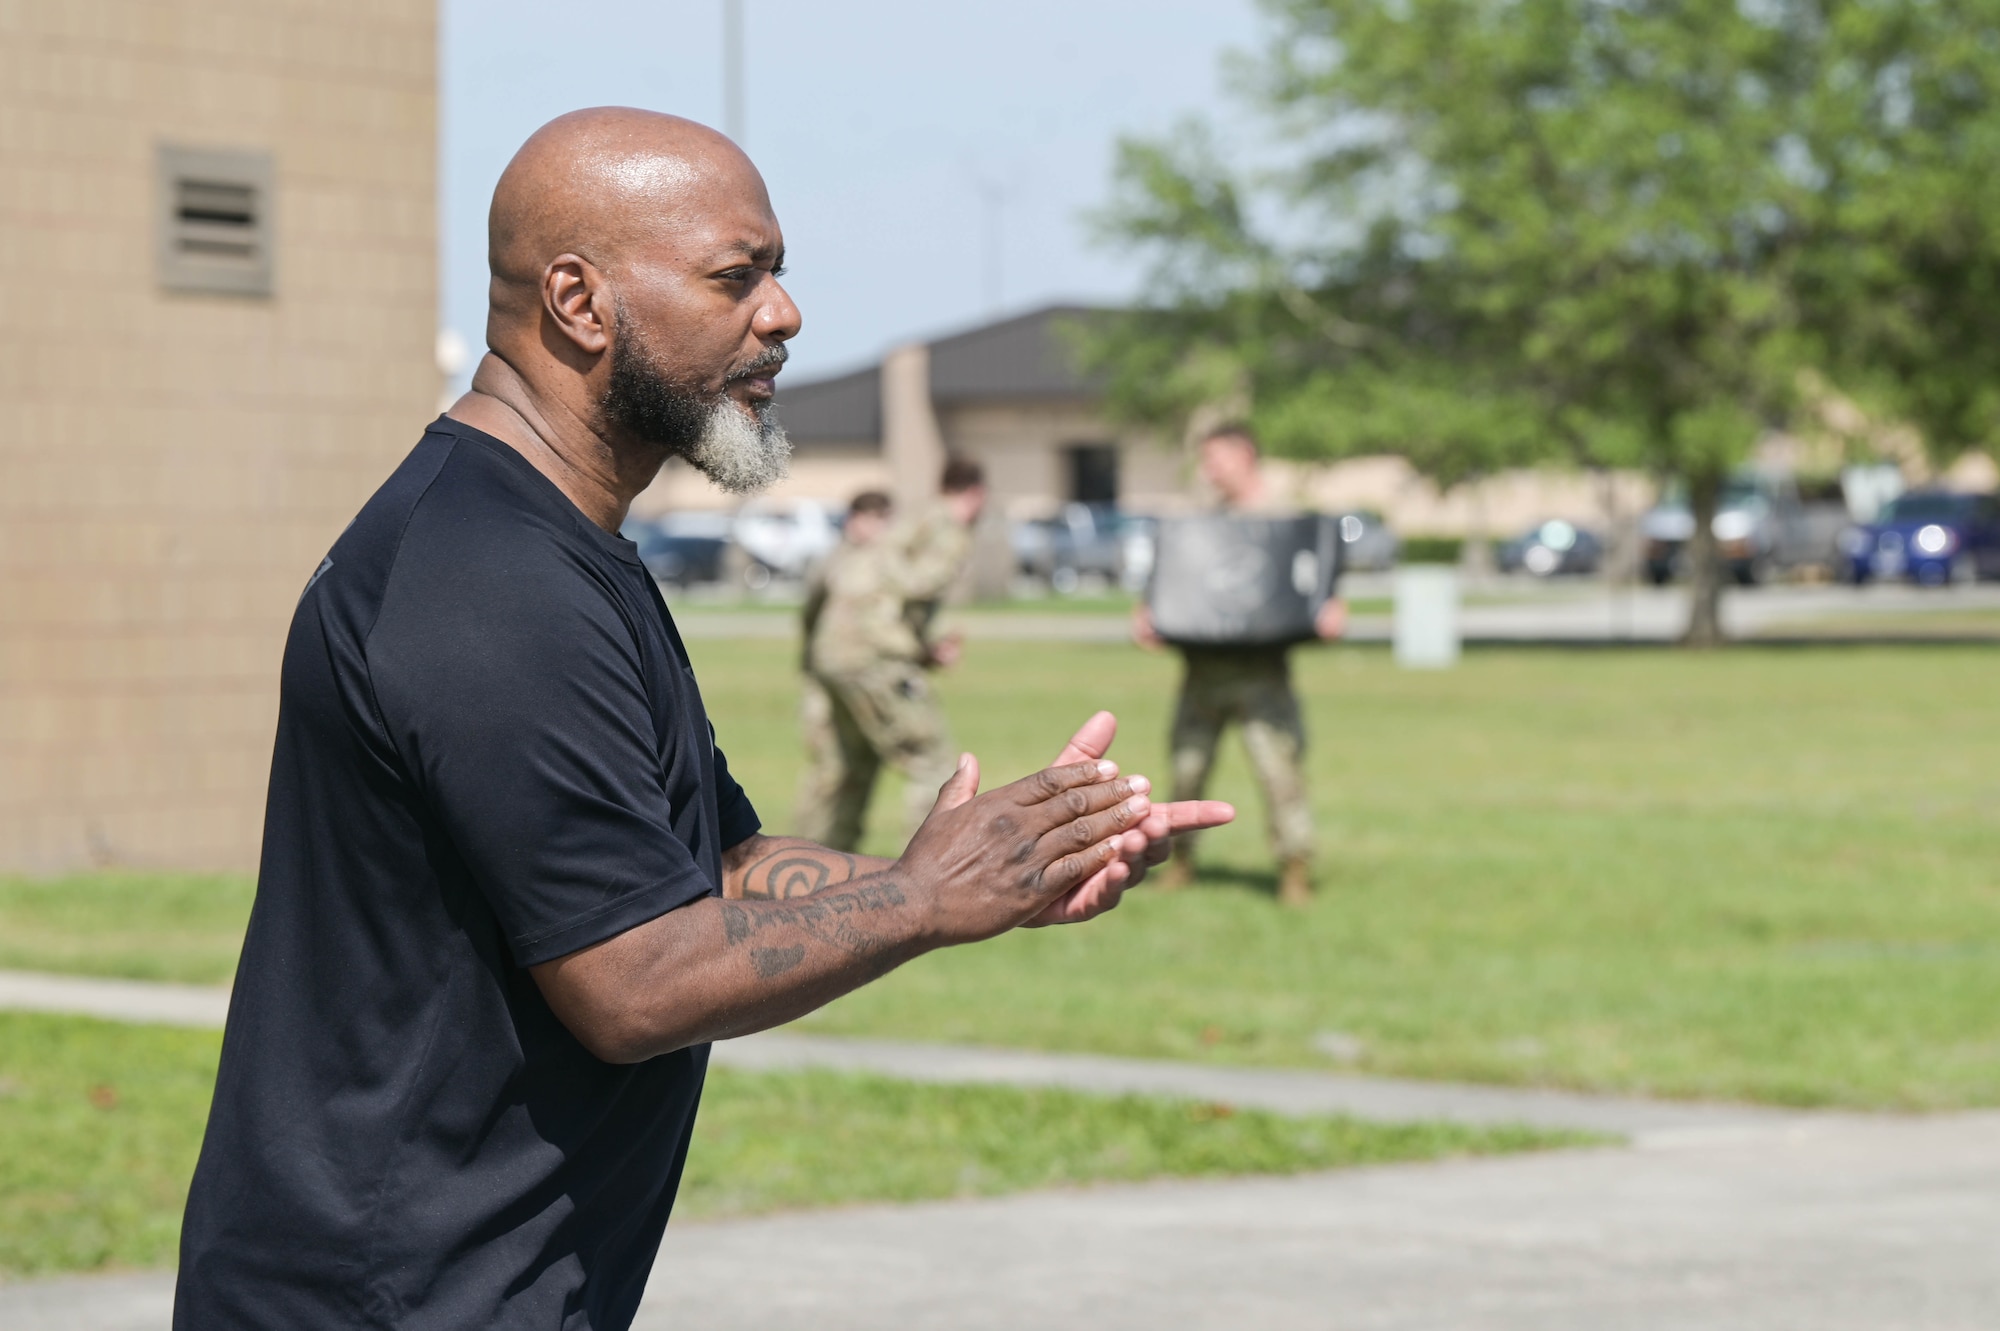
[1148,514,1341,646]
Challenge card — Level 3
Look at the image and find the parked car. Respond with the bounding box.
[1496,519,1604,576]
[622,512,733,585]
[732,499,840,587]
[1334,510,1400,572]
[1641,471,1849,585]
[1837,490,2000,586]
[1013,503,1149,592]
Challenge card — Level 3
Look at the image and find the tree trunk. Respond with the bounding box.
[1462,474,1495,580]
[1681,468,1726,647]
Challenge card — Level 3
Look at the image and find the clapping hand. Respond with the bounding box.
[1025,711,1232,926]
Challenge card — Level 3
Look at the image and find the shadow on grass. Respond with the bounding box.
[1185,863,1282,899]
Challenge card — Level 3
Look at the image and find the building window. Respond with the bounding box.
[1065,443,1119,505]
[156,145,274,296]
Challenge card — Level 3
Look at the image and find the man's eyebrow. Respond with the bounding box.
[712,241,785,270]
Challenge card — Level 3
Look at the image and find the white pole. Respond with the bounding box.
[980,180,1005,316]
[722,0,745,143]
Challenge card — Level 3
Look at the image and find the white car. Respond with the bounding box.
[731,500,840,587]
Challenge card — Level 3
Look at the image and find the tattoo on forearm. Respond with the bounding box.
[739,846,861,900]
[720,878,908,962]
[750,945,806,978]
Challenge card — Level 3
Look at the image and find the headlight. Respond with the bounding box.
[1913,524,1957,556]
[1712,510,1757,542]
[1837,526,1874,556]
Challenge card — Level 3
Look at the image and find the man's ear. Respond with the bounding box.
[542,254,611,357]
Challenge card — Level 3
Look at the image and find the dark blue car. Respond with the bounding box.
[1838,491,2000,586]
[620,513,733,586]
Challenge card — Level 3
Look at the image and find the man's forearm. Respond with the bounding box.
[722,834,894,900]
[535,759,1153,1064]
[535,867,934,1062]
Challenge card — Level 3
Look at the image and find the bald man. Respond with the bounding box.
[173,109,1230,1331]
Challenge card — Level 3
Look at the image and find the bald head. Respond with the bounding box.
[466,107,801,499]
[488,108,766,326]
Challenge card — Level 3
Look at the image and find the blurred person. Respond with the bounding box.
[173,107,1231,1331]
[793,488,893,844]
[796,460,987,850]
[1134,423,1345,906]
[894,455,989,665]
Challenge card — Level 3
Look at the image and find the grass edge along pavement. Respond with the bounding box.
[0,1010,1587,1280]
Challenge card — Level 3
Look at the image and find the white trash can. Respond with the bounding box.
[1393,565,1460,669]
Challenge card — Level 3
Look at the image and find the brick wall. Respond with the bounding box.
[0,0,437,870]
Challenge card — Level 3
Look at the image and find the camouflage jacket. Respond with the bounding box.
[805,507,970,675]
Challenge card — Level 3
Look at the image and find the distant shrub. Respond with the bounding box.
[1398,536,1465,565]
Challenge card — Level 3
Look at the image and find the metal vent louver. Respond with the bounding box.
[156,145,274,296]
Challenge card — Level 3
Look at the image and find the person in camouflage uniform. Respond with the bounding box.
[793,491,889,848]
[1136,425,1345,906]
[794,460,988,850]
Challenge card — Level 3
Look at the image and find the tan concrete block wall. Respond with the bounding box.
[0,0,437,872]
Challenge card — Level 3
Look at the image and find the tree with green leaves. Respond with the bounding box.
[1089,0,2000,642]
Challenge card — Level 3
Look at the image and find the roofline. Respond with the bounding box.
[778,301,1112,398]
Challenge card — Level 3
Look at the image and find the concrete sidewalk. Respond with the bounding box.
[634,1109,2000,1331]
[0,969,229,1029]
[7,1111,1994,1330]
[0,969,1811,1142]
[711,1031,1817,1146]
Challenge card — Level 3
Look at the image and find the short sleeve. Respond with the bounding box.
[710,738,761,851]
[369,533,711,968]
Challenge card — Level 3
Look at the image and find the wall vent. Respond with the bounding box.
[156,145,275,296]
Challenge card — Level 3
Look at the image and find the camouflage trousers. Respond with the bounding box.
[1170,648,1313,864]
[794,662,956,852]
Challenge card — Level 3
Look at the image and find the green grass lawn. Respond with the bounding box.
[696,638,2000,1110]
[0,1014,220,1275]
[4,641,1998,1109]
[0,1013,1571,1278]
[680,1067,1575,1217]
[0,873,252,985]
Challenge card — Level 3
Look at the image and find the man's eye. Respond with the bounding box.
[770,265,788,278]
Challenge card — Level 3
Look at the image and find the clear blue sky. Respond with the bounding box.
[440,0,1264,387]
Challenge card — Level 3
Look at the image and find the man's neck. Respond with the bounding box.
[447,353,666,533]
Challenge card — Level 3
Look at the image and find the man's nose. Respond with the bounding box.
[756,278,802,342]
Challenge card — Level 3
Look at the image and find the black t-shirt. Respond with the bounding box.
[175,417,760,1331]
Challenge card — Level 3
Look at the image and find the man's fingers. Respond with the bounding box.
[1039,790,1154,861]
[931,753,980,814]
[1049,711,1118,768]
[1061,838,1140,907]
[1025,868,1129,927]
[1008,761,1141,837]
[1019,772,1155,840]
[1040,832,1128,896]
[1015,757,1121,807]
[1157,799,1235,833]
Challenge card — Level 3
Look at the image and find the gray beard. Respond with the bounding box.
[684,395,792,495]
